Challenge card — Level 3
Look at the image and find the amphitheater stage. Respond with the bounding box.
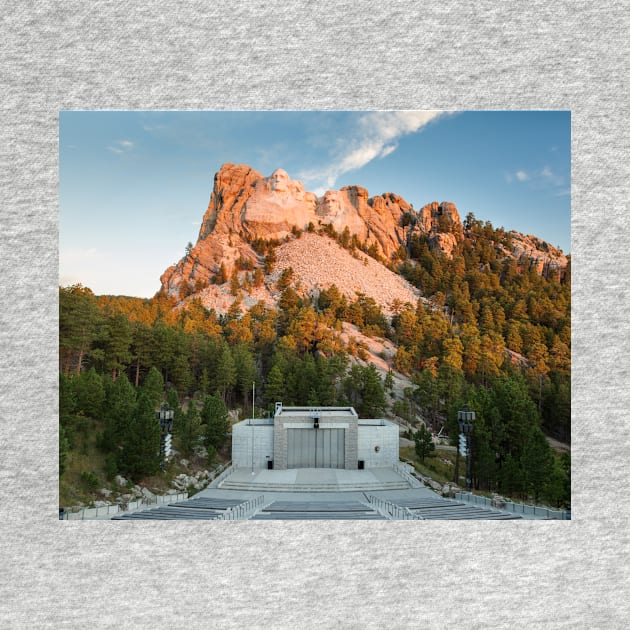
[207,466,414,493]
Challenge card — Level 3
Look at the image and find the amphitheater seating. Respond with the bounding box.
[112,496,247,520]
[387,497,522,520]
[251,500,386,520]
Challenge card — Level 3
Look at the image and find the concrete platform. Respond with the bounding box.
[217,467,411,492]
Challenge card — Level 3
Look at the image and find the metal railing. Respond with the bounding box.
[207,462,234,488]
[455,492,570,520]
[393,461,423,488]
[60,491,189,520]
[216,495,266,520]
[364,493,424,520]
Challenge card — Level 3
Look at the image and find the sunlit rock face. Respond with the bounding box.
[159,163,567,300]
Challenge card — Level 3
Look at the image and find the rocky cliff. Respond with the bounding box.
[159,163,567,305]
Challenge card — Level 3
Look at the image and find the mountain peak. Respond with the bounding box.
[159,164,566,309]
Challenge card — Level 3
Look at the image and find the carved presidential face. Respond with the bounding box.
[270,169,290,192]
[323,190,341,212]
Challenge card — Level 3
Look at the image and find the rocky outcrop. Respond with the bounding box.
[503,233,568,278]
[161,164,467,298]
[160,163,568,300]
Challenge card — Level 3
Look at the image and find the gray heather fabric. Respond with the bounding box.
[1,1,628,627]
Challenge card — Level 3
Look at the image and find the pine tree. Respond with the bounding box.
[74,367,105,418]
[177,402,203,457]
[214,343,236,403]
[120,392,162,479]
[59,372,77,416]
[230,267,240,296]
[142,367,164,409]
[264,363,285,410]
[59,423,70,477]
[521,427,554,503]
[103,372,137,454]
[102,314,133,380]
[253,267,264,288]
[233,344,258,407]
[202,394,229,450]
[413,425,435,462]
[59,285,102,374]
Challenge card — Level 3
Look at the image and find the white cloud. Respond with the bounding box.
[379,144,398,158]
[107,139,134,154]
[506,166,565,189]
[298,111,449,191]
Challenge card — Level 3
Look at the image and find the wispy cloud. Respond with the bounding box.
[299,111,450,192]
[506,165,565,189]
[108,139,134,154]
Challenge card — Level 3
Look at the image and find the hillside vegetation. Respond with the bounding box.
[60,210,570,508]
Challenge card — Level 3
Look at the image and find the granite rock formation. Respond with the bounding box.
[160,163,567,305]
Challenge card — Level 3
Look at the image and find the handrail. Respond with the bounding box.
[393,461,423,488]
[216,494,265,520]
[208,462,235,488]
[455,492,570,520]
[364,493,424,520]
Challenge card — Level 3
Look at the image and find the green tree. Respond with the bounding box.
[131,322,154,387]
[102,314,133,380]
[59,285,102,374]
[102,372,137,454]
[74,367,105,418]
[202,394,230,451]
[142,366,164,409]
[120,392,162,479]
[344,364,385,418]
[521,427,554,503]
[230,267,240,296]
[253,267,265,288]
[233,344,258,407]
[413,425,435,462]
[215,342,237,403]
[59,423,70,477]
[277,267,294,291]
[178,402,203,457]
[264,363,285,411]
[59,372,77,416]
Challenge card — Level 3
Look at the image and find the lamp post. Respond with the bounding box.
[156,402,174,471]
[457,405,475,491]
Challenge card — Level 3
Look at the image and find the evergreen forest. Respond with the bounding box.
[59,213,570,508]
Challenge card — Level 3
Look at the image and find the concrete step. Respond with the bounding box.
[219,480,410,492]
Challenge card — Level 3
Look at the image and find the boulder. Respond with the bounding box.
[491,494,507,509]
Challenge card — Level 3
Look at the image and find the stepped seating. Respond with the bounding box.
[251,500,386,520]
[388,497,522,520]
[112,496,248,520]
[219,480,409,492]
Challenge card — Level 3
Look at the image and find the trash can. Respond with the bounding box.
[267,460,273,470]
[358,460,365,470]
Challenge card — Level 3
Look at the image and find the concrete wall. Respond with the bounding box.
[232,420,274,469]
[357,421,399,468]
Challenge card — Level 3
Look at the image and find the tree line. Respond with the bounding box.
[59,211,570,504]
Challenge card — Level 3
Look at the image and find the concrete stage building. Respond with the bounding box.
[232,404,399,470]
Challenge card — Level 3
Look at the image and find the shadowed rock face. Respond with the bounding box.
[160,163,567,300]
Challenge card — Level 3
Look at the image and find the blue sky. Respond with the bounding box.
[59,110,570,297]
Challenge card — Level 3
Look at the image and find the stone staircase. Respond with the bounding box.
[250,500,387,520]
[219,478,410,493]
[389,497,522,520]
